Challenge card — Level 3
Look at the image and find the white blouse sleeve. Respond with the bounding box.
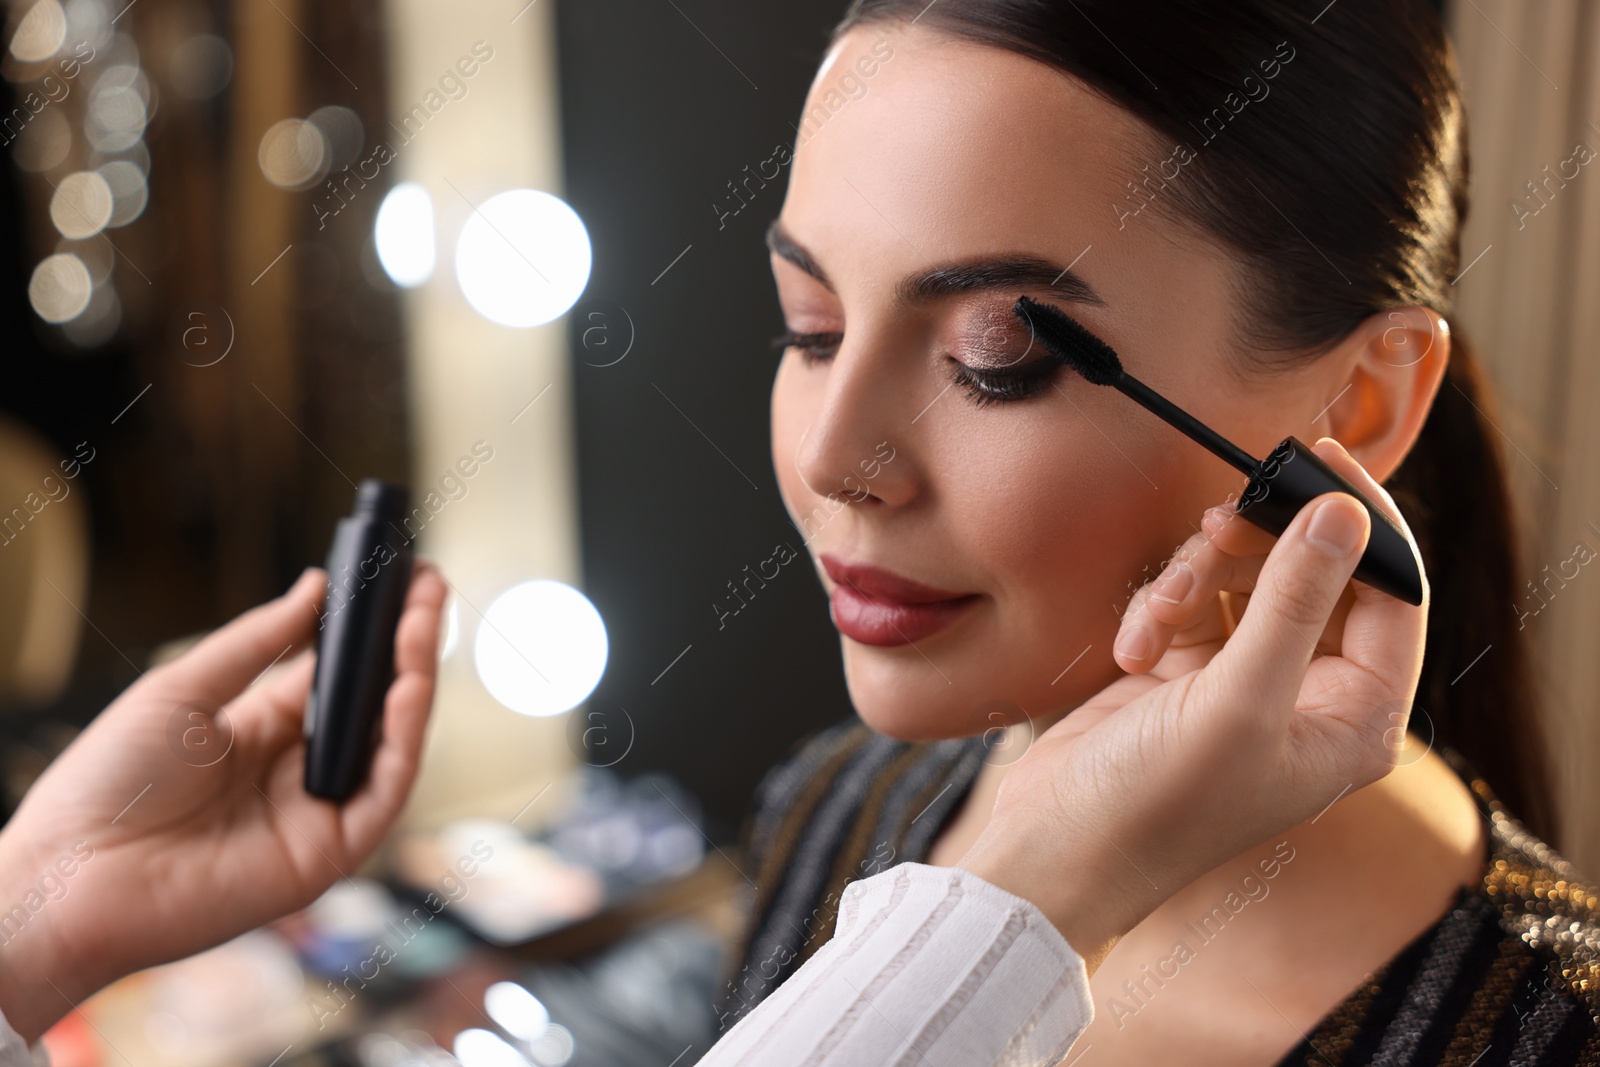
[700,861,1095,1066]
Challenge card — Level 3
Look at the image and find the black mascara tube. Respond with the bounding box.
[304,479,413,801]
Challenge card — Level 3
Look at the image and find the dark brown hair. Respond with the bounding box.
[831,0,1557,842]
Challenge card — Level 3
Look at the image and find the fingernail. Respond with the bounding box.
[1149,561,1194,605]
[1115,625,1150,661]
[1306,498,1365,559]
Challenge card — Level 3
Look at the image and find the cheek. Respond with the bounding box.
[928,413,1227,700]
[941,419,1162,611]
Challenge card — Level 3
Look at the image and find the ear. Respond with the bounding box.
[1310,307,1450,483]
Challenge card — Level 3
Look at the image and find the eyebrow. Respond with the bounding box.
[764,218,1106,308]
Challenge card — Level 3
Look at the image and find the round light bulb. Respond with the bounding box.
[473,580,608,717]
[454,189,591,327]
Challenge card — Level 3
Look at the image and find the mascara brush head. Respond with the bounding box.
[1015,295,1123,385]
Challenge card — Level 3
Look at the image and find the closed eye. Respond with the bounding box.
[771,329,844,364]
[770,326,1065,406]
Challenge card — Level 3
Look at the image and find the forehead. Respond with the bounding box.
[781,22,1237,354]
[791,25,1150,247]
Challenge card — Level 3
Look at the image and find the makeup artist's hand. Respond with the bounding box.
[959,438,1426,971]
[0,561,447,1043]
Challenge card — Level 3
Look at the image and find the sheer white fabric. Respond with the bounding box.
[701,862,1094,1066]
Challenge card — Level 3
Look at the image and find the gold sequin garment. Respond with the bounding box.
[717,720,1600,1064]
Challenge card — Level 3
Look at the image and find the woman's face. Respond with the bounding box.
[770,22,1347,740]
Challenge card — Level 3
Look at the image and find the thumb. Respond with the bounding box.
[146,568,326,708]
[1205,492,1370,726]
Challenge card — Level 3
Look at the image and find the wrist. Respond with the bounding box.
[0,835,92,1044]
[957,834,1149,975]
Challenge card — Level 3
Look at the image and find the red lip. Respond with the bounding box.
[819,554,980,647]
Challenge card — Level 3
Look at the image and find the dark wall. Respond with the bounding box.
[555,2,853,839]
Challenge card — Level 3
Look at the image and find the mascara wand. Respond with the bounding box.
[1015,295,1423,605]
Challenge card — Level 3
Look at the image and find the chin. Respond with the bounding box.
[839,640,1030,742]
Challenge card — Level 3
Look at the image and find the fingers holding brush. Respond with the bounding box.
[1117,437,1410,675]
[1115,499,1300,675]
[1300,437,1430,696]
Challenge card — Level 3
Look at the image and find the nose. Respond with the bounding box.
[792,333,913,508]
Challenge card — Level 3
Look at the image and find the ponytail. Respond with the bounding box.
[1386,331,1557,843]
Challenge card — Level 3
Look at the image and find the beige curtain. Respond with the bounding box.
[1447,0,1600,872]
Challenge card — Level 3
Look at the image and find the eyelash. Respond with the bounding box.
[769,328,1062,407]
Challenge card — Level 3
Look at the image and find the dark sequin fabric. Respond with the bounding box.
[716,719,1600,1064]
